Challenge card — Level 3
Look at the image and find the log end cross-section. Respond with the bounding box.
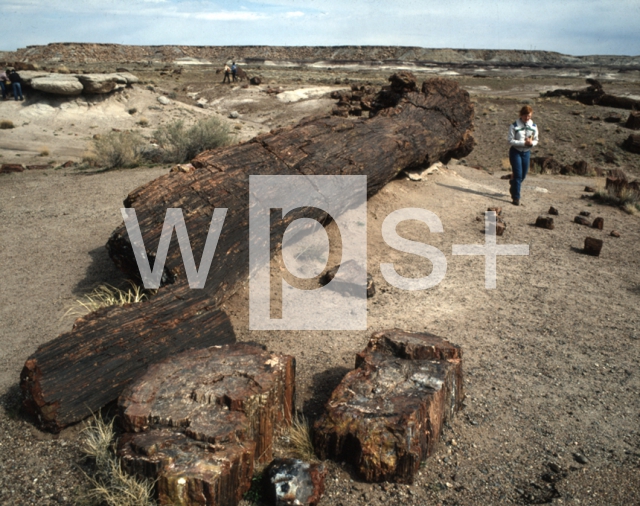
[118,344,295,506]
[314,330,463,484]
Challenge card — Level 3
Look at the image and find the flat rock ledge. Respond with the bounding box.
[314,329,464,483]
[117,344,295,506]
[18,70,138,95]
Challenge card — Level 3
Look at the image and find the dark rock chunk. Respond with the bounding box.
[264,459,326,506]
[496,222,506,236]
[610,230,621,238]
[625,111,640,130]
[604,114,622,123]
[0,163,25,174]
[548,206,559,215]
[314,330,463,484]
[592,217,604,230]
[250,76,262,85]
[487,206,502,215]
[623,134,640,154]
[535,216,555,230]
[584,237,603,256]
[575,216,592,226]
[579,211,591,217]
[584,186,595,192]
[532,156,563,175]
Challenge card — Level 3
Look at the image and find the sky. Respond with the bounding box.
[0,0,639,56]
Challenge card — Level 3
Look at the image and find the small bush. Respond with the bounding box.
[65,282,151,318]
[153,116,231,163]
[167,92,177,99]
[0,120,15,129]
[90,131,146,169]
[128,107,137,115]
[137,117,149,127]
[39,147,50,157]
[593,186,640,213]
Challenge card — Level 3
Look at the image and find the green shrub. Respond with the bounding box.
[153,117,231,163]
[91,130,146,169]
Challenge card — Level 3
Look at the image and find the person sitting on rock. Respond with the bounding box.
[222,64,231,84]
[9,69,24,101]
[0,69,8,100]
[231,62,238,82]
[507,105,538,205]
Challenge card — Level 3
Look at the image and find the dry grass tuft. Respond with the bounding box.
[65,282,151,318]
[594,186,640,214]
[90,130,146,169]
[80,413,155,506]
[0,119,15,129]
[39,147,50,157]
[501,158,511,170]
[288,412,316,461]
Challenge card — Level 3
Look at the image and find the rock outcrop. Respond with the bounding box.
[18,71,138,95]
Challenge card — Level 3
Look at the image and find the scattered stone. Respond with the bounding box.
[548,206,559,215]
[264,459,326,506]
[500,174,512,180]
[0,164,25,174]
[314,329,464,483]
[62,160,74,168]
[610,230,621,238]
[604,114,622,123]
[622,134,640,154]
[250,76,262,85]
[592,217,604,230]
[584,237,603,256]
[321,260,375,298]
[534,187,549,193]
[404,162,443,181]
[625,111,640,130]
[535,216,555,230]
[30,75,84,95]
[532,156,563,175]
[588,115,601,121]
[25,165,48,170]
[331,106,349,117]
[579,211,591,217]
[573,453,589,465]
[229,111,240,119]
[487,206,502,215]
[496,222,506,236]
[574,216,592,226]
[602,151,617,163]
[584,186,596,192]
[157,95,171,105]
[548,462,562,474]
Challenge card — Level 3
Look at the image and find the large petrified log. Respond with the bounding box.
[22,74,474,431]
[118,344,295,506]
[314,329,463,484]
[544,79,640,110]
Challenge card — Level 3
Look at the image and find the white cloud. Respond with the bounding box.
[193,11,268,21]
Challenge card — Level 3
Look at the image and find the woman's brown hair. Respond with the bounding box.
[519,105,533,116]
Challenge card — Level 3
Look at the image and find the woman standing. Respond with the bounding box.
[508,105,538,205]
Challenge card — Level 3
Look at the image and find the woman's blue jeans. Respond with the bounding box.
[509,147,530,201]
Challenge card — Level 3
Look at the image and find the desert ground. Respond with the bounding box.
[0,59,639,505]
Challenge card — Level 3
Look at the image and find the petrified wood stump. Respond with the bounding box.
[314,330,463,484]
[118,344,295,506]
[22,74,475,431]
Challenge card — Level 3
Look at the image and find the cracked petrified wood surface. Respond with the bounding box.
[118,343,295,506]
[314,329,463,484]
[22,74,474,431]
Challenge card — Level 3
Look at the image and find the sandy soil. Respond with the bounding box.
[1,65,639,505]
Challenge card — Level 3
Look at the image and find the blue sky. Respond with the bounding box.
[1,0,639,56]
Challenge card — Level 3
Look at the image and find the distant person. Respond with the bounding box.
[222,64,231,84]
[231,62,238,82]
[0,69,8,100]
[507,105,538,205]
[9,69,24,101]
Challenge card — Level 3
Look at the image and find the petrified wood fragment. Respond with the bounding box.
[22,74,474,431]
[574,216,592,226]
[545,79,640,110]
[623,134,640,154]
[21,290,235,432]
[584,237,603,257]
[320,260,375,298]
[118,344,295,506]
[592,217,604,230]
[535,216,555,230]
[314,330,463,484]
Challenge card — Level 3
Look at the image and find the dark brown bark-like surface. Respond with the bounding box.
[584,237,603,256]
[544,79,640,110]
[623,134,640,154]
[20,289,235,432]
[22,74,474,432]
[314,330,463,484]
[118,344,295,506]
[625,111,640,130]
